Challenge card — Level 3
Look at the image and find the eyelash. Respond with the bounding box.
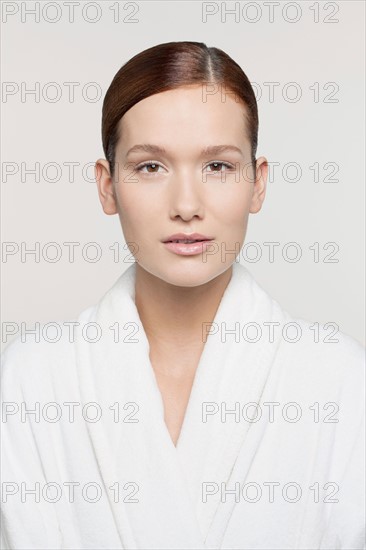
[134,160,235,174]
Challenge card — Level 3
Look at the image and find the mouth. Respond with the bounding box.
[162,235,215,256]
[165,239,210,244]
[162,233,214,244]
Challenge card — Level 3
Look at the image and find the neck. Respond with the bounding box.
[134,264,233,349]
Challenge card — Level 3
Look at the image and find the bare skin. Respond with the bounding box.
[95,85,268,446]
[134,263,233,445]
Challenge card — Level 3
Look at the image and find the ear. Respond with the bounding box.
[95,159,118,215]
[249,156,268,214]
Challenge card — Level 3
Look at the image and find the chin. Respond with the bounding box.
[139,261,231,288]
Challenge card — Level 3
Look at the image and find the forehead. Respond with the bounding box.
[116,85,250,154]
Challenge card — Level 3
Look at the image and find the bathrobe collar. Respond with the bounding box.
[74,261,287,549]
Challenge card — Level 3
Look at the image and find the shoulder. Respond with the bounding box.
[243,266,364,381]
[1,306,96,397]
[285,316,365,375]
[275,315,365,414]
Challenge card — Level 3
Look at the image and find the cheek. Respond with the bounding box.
[116,168,163,215]
[114,185,160,246]
[115,180,145,219]
[210,182,252,226]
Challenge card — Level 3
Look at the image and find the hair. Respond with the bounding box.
[101,41,259,179]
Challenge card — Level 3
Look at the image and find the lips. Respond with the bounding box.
[162,233,214,243]
[170,239,204,243]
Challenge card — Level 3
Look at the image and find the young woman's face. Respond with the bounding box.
[96,85,267,287]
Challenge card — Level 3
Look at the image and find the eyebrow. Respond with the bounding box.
[125,144,243,157]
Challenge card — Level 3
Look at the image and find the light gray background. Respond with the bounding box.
[1,1,365,347]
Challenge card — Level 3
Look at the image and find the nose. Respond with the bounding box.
[168,168,204,221]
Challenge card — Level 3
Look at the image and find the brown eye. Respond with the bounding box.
[206,162,232,172]
[146,163,159,173]
[136,162,163,174]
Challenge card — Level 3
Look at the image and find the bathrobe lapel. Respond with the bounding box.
[74,261,286,549]
[74,263,205,549]
[175,262,287,546]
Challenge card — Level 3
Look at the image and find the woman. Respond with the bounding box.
[1,41,364,550]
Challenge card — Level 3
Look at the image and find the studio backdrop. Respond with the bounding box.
[1,0,365,347]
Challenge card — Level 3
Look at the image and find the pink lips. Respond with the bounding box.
[162,232,214,243]
[162,233,215,256]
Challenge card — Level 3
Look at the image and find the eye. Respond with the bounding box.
[135,161,164,174]
[205,161,235,173]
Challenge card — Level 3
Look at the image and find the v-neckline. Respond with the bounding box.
[132,265,236,450]
[74,260,285,547]
[146,343,206,449]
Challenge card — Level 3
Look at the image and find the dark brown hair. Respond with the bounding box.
[102,41,258,178]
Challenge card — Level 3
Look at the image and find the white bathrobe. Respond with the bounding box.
[1,261,365,550]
